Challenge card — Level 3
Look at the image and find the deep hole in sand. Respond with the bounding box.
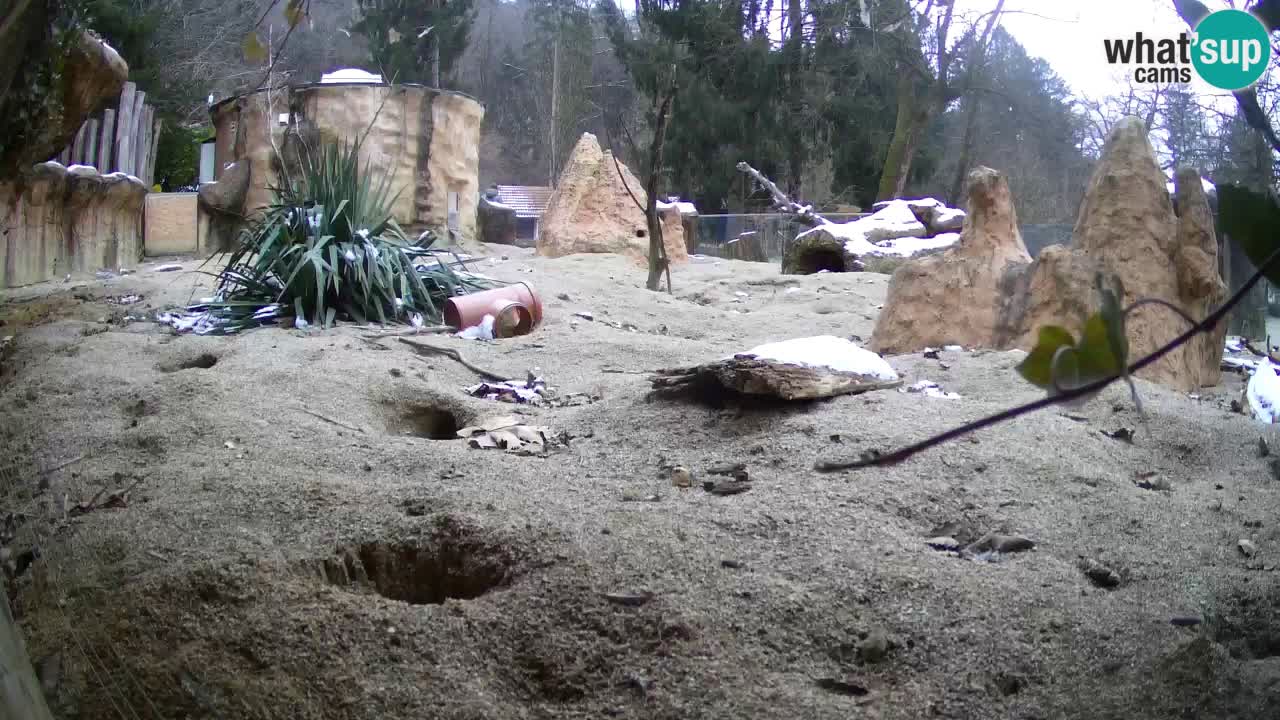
[321,522,518,604]
[395,404,461,439]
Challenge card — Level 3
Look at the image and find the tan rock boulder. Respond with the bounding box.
[0,29,127,177]
[869,167,1032,354]
[536,133,687,266]
[1173,166,1229,387]
[1015,118,1224,391]
[870,116,1229,393]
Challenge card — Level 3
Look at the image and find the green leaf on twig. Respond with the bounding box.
[1016,273,1144,413]
[1016,313,1123,394]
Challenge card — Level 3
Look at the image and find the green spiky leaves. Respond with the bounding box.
[197,138,493,334]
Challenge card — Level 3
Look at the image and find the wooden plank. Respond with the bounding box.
[69,123,86,165]
[130,92,147,178]
[98,109,115,172]
[133,102,148,181]
[114,82,136,175]
[84,119,99,171]
[146,116,162,187]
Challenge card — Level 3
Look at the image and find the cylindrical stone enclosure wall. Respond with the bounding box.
[210,83,485,243]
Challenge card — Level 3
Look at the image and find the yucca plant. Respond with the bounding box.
[191,138,493,334]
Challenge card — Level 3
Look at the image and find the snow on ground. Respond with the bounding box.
[1247,358,1280,423]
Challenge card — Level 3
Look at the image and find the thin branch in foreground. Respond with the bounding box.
[814,249,1280,472]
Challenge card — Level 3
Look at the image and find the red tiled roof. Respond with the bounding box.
[496,185,554,218]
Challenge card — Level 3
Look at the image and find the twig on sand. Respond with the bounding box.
[361,325,454,339]
[397,338,510,381]
[0,454,87,479]
[299,407,366,434]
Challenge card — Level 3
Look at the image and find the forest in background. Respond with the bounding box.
[82,0,1280,223]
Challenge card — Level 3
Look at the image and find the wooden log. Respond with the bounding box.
[650,357,902,401]
[98,109,115,172]
[134,102,150,181]
[84,119,99,171]
[128,91,146,178]
[146,116,161,186]
[70,122,87,165]
[735,161,831,228]
[115,82,136,175]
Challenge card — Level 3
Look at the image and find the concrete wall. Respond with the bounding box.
[209,83,484,244]
[1,162,145,289]
[144,193,199,256]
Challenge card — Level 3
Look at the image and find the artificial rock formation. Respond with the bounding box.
[197,160,250,254]
[211,84,484,246]
[869,168,1031,353]
[785,197,966,274]
[1,27,127,178]
[477,189,517,245]
[536,133,687,266]
[0,162,145,288]
[871,117,1228,393]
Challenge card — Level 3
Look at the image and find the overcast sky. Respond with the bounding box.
[961,0,1235,99]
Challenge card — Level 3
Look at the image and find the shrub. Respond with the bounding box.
[197,138,490,333]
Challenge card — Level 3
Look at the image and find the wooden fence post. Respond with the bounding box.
[69,123,87,166]
[115,82,136,175]
[84,118,99,170]
[129,91,146,178]
[146,117,161,187]
[98,109,115,172]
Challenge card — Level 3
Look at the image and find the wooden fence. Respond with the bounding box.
[54,81,160,186]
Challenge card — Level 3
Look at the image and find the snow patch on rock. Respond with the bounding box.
[734,336,899,381]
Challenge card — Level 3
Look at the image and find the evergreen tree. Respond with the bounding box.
[354,0,475,86]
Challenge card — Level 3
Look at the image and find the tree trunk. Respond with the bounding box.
[784,0,805,198]
[877,75,928,201]
[947,95,983,206]
[645,77,676,292]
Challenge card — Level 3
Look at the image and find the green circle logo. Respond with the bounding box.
[1192,9,1271,91]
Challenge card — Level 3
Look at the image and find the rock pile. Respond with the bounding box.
[783,197,967,274]
[870,117,1228,393]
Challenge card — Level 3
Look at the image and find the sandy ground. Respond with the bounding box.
[2,246,1280,720]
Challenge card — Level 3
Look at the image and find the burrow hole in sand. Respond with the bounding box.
[321,521,519,605]
[393,405,461,439]
[384,392,474,440]
[159,352,219,372]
